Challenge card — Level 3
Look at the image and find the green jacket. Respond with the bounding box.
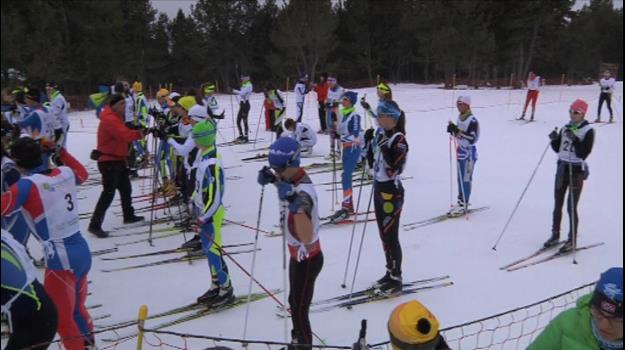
[528,294,603,350]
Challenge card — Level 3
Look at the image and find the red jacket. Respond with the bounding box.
[314,82,328,102]
[96,106,143,162]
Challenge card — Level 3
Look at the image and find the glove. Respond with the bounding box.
[40,139,57,151]
[277,181,296,202]
[360,100,371,111]
[296,244,309,262]
[548,128,559,141]
[215,111,225,120]
[364,128,375,146]
[447,122,459,135]
[564,128,580,143]
[257,166,276,186]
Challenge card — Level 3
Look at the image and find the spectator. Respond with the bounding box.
[88,94,145,237]
[313,72,329,133]
[388,300,451,350]
[528,267,623,349]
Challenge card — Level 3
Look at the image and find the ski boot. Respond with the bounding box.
[594,117,602,123]
[543,233,560,249]
[374,275,403,296]
[372,270,392,289]
[609,115,614,123]
[558,239,574,254]
[448,202,468,217]
[530,113,535,121]
[328,208,351,223]
[208,284,235,307]
[123,215,144,224]
[518,113,526,120]
[197,280,220,304]
[180,235,202,251]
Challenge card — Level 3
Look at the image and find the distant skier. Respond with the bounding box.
[544,99,595,253]
[366,100,408,295]
[45,81,70,152]
[313,72,329,133]
[233,75,253,142]
[520,71,541,121]
[329,91,363,222]
[191,119,233,306]
[446,95,479,216]
[596,70,616,123]
[294,74,310,122]
[265,83,286,137]
[325,75,345,157]
[283,118,317,154]
[361,82,394,127]
[257,137,323,349]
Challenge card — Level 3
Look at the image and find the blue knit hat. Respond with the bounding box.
[342,91,358,105]
[592,267,623,318]
[377,100,402,119]
[268,137,301,169]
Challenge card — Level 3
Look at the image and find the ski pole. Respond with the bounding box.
[568,149,578,264]
[341,150,369,288]
[332,137,337,211]
[148,135,159,246]
[242,185,265,340]
[453,137,469,217]
[253,103,265,149]
[280,201,288,343]
[492,139,551,250]
[449,135,454,208]
[230,93,236,139]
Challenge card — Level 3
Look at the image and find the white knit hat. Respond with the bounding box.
[457,95,471,106]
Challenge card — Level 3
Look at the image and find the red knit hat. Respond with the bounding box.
[570,99,588,115]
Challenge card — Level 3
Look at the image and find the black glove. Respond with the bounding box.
[564,128,580,143]
[257,166,276,186]
[217,111,225,120]
[12,124,21,139]
[364,128,375,146]
[548,128,559,141]
[447,122,459,135]
[360,99,371,110]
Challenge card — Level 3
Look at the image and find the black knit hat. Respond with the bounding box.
[10,137,42,169]
[24,87,41,102]
[109,93,126,107]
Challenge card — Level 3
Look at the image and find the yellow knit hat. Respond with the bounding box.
[156,88,170,99]
[176,96,197,112]
[388,300,440,350]
[132,81,143,92]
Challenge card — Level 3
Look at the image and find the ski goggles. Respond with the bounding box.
[327,77,337,83]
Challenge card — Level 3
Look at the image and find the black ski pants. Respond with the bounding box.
[237,100,250,137]
[289,252,323,349]
[90,161,135,228]
[373,180,404,278]
[551,161,585,240]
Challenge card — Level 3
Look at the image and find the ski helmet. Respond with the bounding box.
[388,300,442,350]
[377,100,401,119]
[192,119,216,148]
[268,137,301,169]
[592,267,623,318]
[10,137,42,170]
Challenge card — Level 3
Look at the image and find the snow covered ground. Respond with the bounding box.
[18,83,625,349]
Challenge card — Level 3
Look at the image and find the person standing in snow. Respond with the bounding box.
[528,267,623,350]
[325,75,345,156]
[2,230,58,350]
[201,83,225,123]
[190,119,233,306]
[294,74,310,123]
[1,137,94,350]
[45,81,70,152]
[17,87,56,169]
[329,91,363,223]
[257,137,323,349]
[366,100,408,295]
[361,82,393,127]
[446,95,479,216]
[596,70,616,123]
[233,74,253,142]
[283,118,317,154]
[265,83,286,137]
[313,72,329,133]
[543,99,595,253]
[520,71,541,121]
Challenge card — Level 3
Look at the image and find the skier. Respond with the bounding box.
[257,137,323,349]
[520,71,541,121]
[528,267,623,350]
[366,100,408,295]
[388,300,451,350]
[294,74,310,122]
[190,119,233,306]
[283,118,317,154]
[88,94,146,238]
[325,75,345,157]
[153,88,178,196]
[446,95,479,216]
[265,83,286,136]
[360,82,393,127]
[1,146,32,248]
[45,81,70,152]
[313,72,329,133]
[16,87,56,169]
[263,90,275,131]
[201,83,226,122]
[544,99,595,253]
[233,74,253,142]
[131,81,149,168]
[2,230,58,350]
[1,137,94,350]
[596,70,616,123]
[329,91,363,222]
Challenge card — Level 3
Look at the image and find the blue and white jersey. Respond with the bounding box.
[203,95,223,119]
[294,81,308,103]
[455,113,479,160]
[284,122,317,150]
[124,94,135,123]
[49,91,69,130]
[18,106,55,140]
[193,150,224,223]
[337,108,362,146]
[326,85,345,105]
[558,122,594,165]
[1,230,39,312]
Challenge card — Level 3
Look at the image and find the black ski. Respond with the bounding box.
[506,242,605,272]
[499,242,565,270]
[403,206,490,231]
[101,242,253,261]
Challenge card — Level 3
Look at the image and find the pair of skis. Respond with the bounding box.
[402,206,490,231]
[501,241,605,272]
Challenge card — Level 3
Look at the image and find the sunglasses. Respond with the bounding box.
[327,78,337,83]
[569,109,584,115]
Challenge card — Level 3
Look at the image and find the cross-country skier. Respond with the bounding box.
[544,99,595,253]
[446,95,479,216]
[16,87,56,169]
[233,74,253,142]
[265,83,286,137]
[2,229,58,350]
[45,81,70,152]
[520,71,541,121]
[201,83,226,123]
[190,119,233,306]
[294,74,310,122]
[283,118,317,154]
[1,137,94,350]
[325,75,345,157]
[596,70,616,123]
[257,137,323,349]
[329,91,363,222]
[361,82,393,127]
[366,100,408,295]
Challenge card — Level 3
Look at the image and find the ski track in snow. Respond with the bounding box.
[19,83,623,348]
